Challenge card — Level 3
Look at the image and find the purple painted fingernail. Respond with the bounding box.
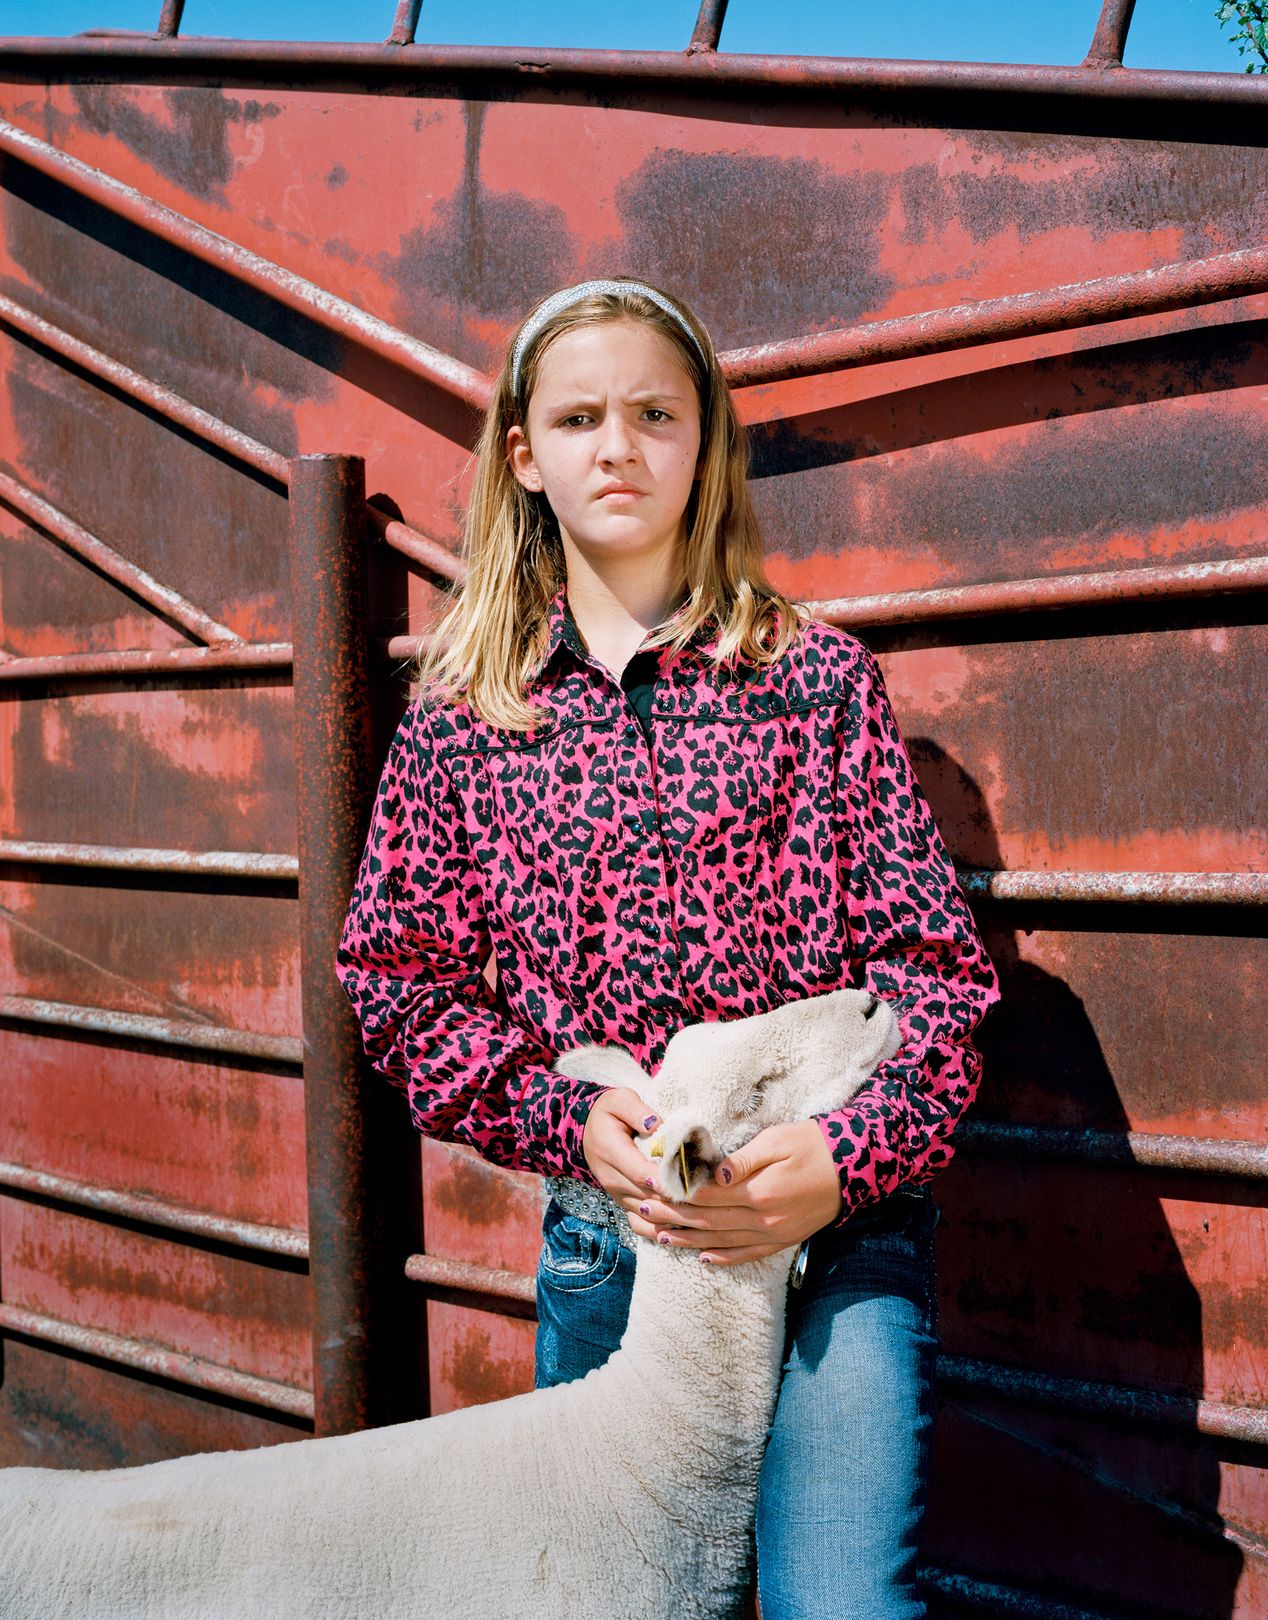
[700,1255,713,1265]
[643,1114,659,1131]
[657,1232,671,1245]
[644,1178,656,1190]
[720,1166,733,1185]
[639,1203,650,1217]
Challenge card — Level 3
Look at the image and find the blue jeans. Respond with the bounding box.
[534,1187,940,1620]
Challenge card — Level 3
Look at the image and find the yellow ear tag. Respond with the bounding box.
[646,1135,690,1192]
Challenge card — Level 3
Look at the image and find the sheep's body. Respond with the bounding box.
[0,987,900,1620]
[1,1248,789,1620]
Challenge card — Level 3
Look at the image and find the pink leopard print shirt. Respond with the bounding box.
[336,582,1000,1227]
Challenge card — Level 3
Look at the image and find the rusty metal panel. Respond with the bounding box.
[1,1197,311,1386]
[0,1337,309,1471]
[0,35,1263,1616]
[420,1140,545,1417]
[0,1025,306,1230]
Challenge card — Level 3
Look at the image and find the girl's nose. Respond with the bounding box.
[597,416,637,462]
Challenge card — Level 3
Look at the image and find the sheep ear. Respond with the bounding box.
[553,1043,653,1092]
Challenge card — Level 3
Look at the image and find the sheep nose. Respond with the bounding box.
[863,995,879,1019]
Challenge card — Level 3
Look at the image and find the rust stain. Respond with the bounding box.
[437,1314,530,1410]
[67,84,283,203]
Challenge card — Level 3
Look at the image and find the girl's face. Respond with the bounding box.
[506,318,702,571]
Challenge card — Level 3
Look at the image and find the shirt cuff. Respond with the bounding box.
[514,1066,611,1188]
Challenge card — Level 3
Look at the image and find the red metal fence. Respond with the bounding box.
[1,3,1265,1613]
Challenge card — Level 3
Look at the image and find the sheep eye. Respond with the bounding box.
[737,1086,765,1116]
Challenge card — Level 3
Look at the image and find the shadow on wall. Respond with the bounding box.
[911,737,1245,1619]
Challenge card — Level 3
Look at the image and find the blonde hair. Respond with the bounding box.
[414,276,808,732]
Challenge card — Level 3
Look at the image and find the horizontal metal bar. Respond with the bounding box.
[0,839,297,880]
[726,245,1268,389]
[0,468,241,646]
[0,288,288,482]
[381,635,422,664]
[950,1388,1268,1569]
[382,553,1268,661]
[0,1303,313,1418]
[0,643,293,681]
[0,117,491,413]
[956,866,1266,906]
[404,1253,1267,1448]
[960,1121,1268,1179]
[363,503,462,581]
[0,996,303,1065]
[0,289,454,578]
[1,39,1263,109]
[818,552,1268,628]
[0,1161,308,1257]
[404,1251,537,1306]
[942,1352,1268,1446]
[917,1564,1126,1620]
[10,547,1263,683]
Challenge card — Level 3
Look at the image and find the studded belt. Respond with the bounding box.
[545,1175,639,1251]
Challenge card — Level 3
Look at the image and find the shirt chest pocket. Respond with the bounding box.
[446,734,626,982]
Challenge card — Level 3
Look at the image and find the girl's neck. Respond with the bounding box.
[562,563,689,657]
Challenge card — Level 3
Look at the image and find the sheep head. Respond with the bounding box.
[638,988,902,1203]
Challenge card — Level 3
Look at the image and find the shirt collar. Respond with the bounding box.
[528,580,719,684]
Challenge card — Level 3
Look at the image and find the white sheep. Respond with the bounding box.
[0,986,900,1620]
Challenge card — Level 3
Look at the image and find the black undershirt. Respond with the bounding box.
[618,647,663,745]
[563,599,662,745]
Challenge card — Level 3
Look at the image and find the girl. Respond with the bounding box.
[336,276,1001,1619]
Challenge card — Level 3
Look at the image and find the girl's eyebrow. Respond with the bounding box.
[544,389,689,411]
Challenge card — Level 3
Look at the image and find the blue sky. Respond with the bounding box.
[0,0,1255,73]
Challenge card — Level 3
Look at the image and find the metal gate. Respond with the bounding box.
[1,3,1264,1613]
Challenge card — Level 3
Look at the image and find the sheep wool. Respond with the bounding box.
[0,985,901,1620]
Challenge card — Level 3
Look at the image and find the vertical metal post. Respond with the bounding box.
[687,0,729,54]
[155,0,185,38]
[387,0,423,46]
[1082,0,1138,66]
[288,453,393,1437]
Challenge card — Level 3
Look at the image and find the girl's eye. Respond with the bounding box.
[644,408,671,422]
[560,414,592,428]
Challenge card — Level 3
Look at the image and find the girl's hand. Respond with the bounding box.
[582,1087,664,1204]
[630,1118,842,1264]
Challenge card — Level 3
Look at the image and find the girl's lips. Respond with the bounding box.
[598,486,645,500]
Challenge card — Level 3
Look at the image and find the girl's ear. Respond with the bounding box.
[506,424,543,493]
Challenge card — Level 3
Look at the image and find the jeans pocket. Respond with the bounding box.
[538,1204,622,1292]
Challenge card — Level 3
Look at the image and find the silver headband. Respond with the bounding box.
[510,279,707,398]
